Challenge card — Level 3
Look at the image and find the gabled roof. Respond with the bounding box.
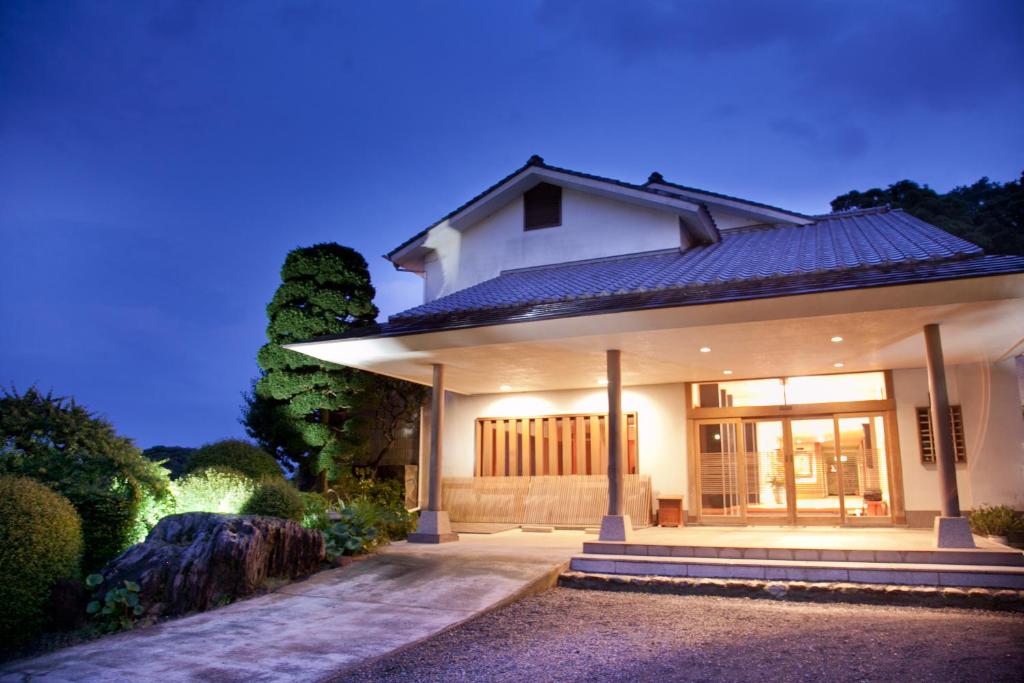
[330,207,1024,340]
[386,156,812,267]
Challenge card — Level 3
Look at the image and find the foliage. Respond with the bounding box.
[300,491,334,530]
[241,380,309,479]
[142,445,195,480]
[0,387,171,570]
[240,478,306,522]
[831,173,1024,256]
[0,476,83,649]
[85,574,144,633]
[322,499,383,557]
[129,484,178,545]
[347,376,428,469]
[252,243,379,486]
[338,471,406,508]
[172,467,257,515]
[188,439,283,481]
[968,505,1023,537]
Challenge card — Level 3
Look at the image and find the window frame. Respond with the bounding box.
[915,405,967,464]
[523,182,562,231]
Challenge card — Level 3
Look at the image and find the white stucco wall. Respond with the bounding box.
[422,188,682,302]
[440,383,688,499]
[893,360,1024,515]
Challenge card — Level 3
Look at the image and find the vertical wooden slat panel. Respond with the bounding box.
[560,417,572,475]
[475,421,483,477]
[575,415,586,475]
[508,419,520,476]
[526,419,536,476]
[482,420,494,477]
[588,415,600,476]
[627,415,638,474]
[545,417,556,475]
[596,415,608,477]
[495,420,506,476]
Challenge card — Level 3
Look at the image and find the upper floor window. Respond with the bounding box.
[524,182,562,230]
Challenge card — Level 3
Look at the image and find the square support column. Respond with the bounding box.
[599,349,632,542]
[924,323,974,548]
[408,363,459,544]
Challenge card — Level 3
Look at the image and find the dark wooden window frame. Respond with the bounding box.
[523,182,562,230]
[915,405,967,464]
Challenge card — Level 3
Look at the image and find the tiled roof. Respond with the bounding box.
[390,208,991,320]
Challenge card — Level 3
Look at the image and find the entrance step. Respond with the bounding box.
[582,541,1024,567]
[569,553,1024,589]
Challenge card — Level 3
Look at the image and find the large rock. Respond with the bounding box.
[98,513,325,617]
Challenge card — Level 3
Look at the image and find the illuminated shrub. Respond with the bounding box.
[0,476,83,649]
[172,467,257,515]
[188,439,283,481]
[241,478,305,521]
[0,387,171,570]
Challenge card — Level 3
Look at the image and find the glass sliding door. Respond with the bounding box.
[697,421,744,520]
[742,420,788,521]
[837,415,892,522]
[789,418,842,521]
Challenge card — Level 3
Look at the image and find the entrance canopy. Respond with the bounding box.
[289,274,1024,395]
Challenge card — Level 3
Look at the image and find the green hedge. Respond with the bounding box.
[188,439,283,481]
[0,476,83,649]
[241,478,305,521]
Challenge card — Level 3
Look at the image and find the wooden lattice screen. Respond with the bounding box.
[475,412,638,477]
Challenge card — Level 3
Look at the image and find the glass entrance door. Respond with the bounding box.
[741,420,788,521]
[695,413,894,525]
[789,418,842,522]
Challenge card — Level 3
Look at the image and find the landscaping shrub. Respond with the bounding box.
[336,474,416,541]
[0,476,84,649]
[323,499,384,557]
[300,491,333,530]
[172,467,257,514]
[0,387,171,570]
[969,504,1023,537]
[188,439,283,481]
[241,478,305,521]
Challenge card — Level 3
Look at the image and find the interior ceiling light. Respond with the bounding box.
[499,384,512,391]
[722,370,733,375]
[833,362,845,368]
[699,347,712,353]
[597,378,609,386]
[831,336,844,343]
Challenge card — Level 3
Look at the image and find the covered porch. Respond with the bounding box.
[290,275,1024,551]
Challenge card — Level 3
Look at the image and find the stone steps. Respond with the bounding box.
[569,553,1024,589]
[581,541,1024,566]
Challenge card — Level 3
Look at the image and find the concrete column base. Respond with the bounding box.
[934,516,975,548]
[598,514,633,542]
[407,510,459,544]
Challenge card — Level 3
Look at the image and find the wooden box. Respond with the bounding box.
[657,495,684,527]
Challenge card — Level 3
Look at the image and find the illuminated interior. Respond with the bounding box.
[692,371,887,408]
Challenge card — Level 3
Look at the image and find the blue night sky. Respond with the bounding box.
[2,1,1022,449]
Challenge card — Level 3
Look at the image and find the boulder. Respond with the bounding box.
[97,512,325,617]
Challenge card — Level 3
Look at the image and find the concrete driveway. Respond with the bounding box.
[0,530,581,683]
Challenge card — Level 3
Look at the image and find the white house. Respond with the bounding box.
[291,156,1024,548]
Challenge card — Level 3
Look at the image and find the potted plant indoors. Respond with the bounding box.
[968,504,1023,545]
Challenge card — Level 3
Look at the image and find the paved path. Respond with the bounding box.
[0,531,581,683]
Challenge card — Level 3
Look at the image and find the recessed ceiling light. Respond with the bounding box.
[833,362,845,368]
[699,347,712,353]
[831,336,844,343]
[499,384,512,391]
[722,370,733,375]
[597,378,609,386]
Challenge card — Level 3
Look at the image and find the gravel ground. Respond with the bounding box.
[336,588,1024,683]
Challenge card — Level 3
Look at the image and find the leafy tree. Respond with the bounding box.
[253,244,378,487]
[142,445,194,479]
[831,172,1024,256]
[348,375,428,469]
[187,438,282,480]
[0,387,170,570]
[241,380,310,478]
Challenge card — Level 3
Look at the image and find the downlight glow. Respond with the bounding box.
[831,336,844,343]
[699,347,712,353]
